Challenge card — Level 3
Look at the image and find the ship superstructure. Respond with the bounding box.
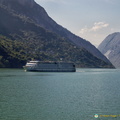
[23,61,76,72]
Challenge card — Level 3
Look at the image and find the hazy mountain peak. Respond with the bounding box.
[98,32,120,68]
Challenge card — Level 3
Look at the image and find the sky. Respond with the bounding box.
[35,0,120,47]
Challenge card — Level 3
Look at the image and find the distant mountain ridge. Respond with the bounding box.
[0,0,114,68]
[98,32,120,68]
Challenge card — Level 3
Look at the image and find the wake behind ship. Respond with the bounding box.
[23,61,76,72]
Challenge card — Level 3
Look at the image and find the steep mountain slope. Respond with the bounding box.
[0,0,114,68]
[98,32,120,68]
[0,0,110,63]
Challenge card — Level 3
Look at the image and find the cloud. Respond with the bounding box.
[79,26,89,34]
[79,22,109,34]
[91,22,109,31]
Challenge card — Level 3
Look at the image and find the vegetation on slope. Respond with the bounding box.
[0,35,113,68]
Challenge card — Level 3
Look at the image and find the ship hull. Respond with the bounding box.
[25,69,76,72]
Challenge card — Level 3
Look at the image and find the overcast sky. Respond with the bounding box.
[35,0,120,47]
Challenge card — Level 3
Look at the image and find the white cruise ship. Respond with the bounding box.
[23,61,76,72]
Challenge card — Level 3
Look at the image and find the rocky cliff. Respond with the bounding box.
[98,32,120,68]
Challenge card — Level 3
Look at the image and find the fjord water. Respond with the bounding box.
[0,68,120,120]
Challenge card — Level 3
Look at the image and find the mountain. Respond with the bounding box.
[0,0,114,68]
[98,32,120,68]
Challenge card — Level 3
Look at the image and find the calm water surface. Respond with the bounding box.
[0,68,120,120]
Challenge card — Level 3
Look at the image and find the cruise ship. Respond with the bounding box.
[23,61,76,72]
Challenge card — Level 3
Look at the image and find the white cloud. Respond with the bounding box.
[91,22,109,32]
[79,26,89,34]
[79,22,109,34]
[78,22,110,46]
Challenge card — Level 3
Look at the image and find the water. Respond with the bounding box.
[0,68,120,120]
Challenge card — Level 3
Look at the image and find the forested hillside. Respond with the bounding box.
[0,35,113,68]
